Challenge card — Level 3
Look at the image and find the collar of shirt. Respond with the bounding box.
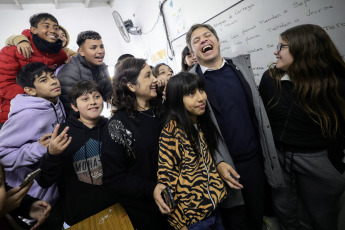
[200,58,228,74]
[281,73,291,81]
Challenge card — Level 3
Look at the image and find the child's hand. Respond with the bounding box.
[0,181,34,218]
[153,183,172,214]
[38,133,52,148]
[17,41,34,59]
[47,124,72,155]
[29,200,51,230]
[65,56,72,64]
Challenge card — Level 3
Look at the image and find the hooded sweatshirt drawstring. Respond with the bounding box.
[82,124,102,185]
[51,100,66,124]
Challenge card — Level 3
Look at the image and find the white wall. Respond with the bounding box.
[0,2,127,78]
[111,0,178,72]
[1,0,344,80]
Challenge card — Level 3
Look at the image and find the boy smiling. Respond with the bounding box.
[36,80,117,226]
[57,31,112,117]
[0,13,67,126]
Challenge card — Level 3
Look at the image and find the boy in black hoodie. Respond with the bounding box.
[36,80,117,226]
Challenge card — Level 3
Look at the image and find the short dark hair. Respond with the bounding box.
[76,31,102,47]
[117,54,134,62]
[69,80,102,107]
[17,62,54,88]
[29,13,58,27]
[115,54,135,68]
[186,24,219,51]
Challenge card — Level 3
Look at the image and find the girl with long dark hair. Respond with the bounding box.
[259,24,345,230]
[156,72,227,230]
[181,46,197,72]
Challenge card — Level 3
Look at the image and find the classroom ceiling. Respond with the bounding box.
[0,0,116,9]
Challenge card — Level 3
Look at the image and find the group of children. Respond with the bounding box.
[0,11,226,230]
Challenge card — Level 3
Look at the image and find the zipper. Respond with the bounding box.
[198,132,216,209]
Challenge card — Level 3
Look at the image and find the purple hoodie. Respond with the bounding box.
[0,94,66,205]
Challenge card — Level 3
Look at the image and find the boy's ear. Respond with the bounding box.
[71,103,79,112]
[30,26,38,35]
[78,47,84,56]
[126,83,136,93]
[24,87,37,96]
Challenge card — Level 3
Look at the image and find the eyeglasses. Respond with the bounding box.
[276,43,289,53]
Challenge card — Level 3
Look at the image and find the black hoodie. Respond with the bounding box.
[37,114,117,225]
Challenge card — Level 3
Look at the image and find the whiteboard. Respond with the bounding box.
[167,0,345,84]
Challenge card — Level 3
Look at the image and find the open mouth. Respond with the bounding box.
[88,107,99,111]
[48,34,57,40]
[202,45,213,53]
[95,56,104,61]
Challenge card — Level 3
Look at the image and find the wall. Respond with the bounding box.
[0,2,127,77]
[111,0,178,72]
[1,0,344,81]
[163,0,345,84]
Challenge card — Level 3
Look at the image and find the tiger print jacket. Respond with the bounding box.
[158,120,227,229]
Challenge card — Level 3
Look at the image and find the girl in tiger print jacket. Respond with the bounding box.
[157,72,227,230]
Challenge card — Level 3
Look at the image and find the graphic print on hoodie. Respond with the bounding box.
[73,138,103,185]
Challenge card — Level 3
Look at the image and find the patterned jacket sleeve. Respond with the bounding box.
[157,122,181,188]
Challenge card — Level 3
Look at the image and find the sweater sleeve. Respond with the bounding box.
[258,70,273,107]
[102,120,156,198]
[0,110,48,170]
[36,152,64,188]
[5,34,30,46]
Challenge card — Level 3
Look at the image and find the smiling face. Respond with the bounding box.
[30,19,59,43]
[274,37,294,71]
[157,64,173,81]
[190,27,222,68]
[128,64,158,104]
[25,71,61,103]
[184,52,197,67]
[183,88,207,123]
[71,91,103,127]
[78,39,105,67]
[58,29,67,47]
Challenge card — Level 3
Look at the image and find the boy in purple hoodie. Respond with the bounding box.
[0,62,66,229]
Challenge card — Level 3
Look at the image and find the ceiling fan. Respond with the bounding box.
[112,11,142,43]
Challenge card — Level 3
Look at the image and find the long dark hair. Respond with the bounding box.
[112,57,164,118]
[181,46,192,72]
[165,72,218,155]
[268,24,345,137]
